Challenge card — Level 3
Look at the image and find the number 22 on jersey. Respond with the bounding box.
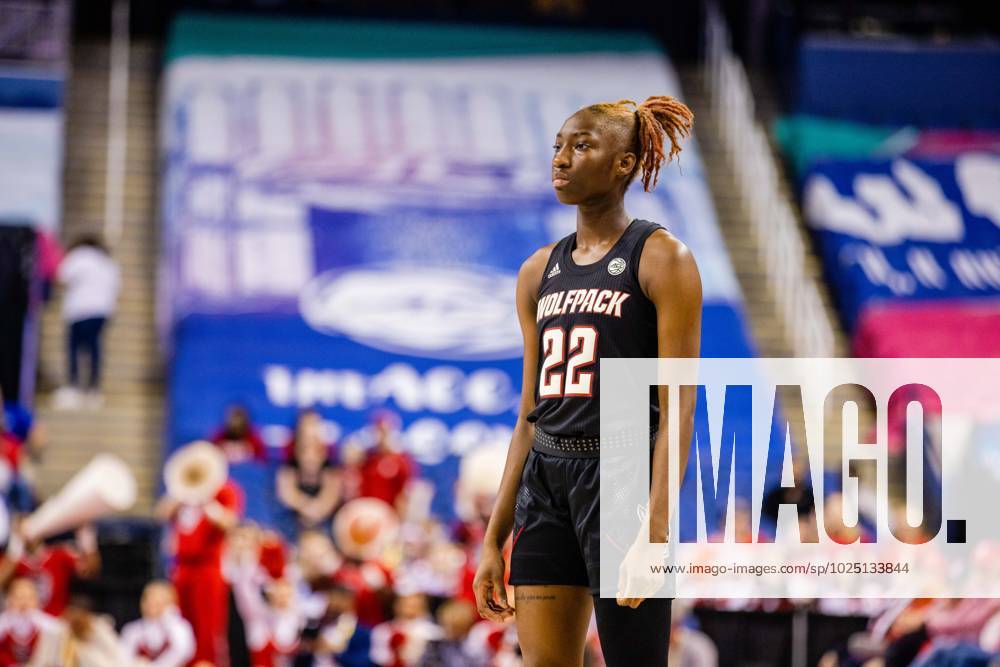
[538,326,598,398]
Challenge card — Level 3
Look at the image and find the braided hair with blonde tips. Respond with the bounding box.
[583,95,694,192]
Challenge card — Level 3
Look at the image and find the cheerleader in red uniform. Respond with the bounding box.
[0,578,62,666]
[120,581,195,667]
[370,591,443,667]
[0,524,100,617]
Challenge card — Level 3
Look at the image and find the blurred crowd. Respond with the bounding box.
[2,394,998,666]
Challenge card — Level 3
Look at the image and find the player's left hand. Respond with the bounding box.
[616,516,669,607]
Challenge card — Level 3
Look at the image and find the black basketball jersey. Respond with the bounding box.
[526,218,662,438]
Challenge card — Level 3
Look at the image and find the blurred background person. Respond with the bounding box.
[309,581,375,667]
[156,461,243,665]
[224,521,299,665]
[119,581,195,667]
[0,577,62,666]
[415,598,481,667]
[0,523,100,617]
[210,403,268,464]
[238,576,304,667]
[31,594,124,667]
[359,412,415,514]
[278,410,342,535]
[667,601,718,667]
[370,590,441,667]
[0,401,35,521]
[51,235,120,411]
[295,528,391,631]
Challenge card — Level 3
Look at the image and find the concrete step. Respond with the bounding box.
[33,39,165,515]
[679,65,848,364]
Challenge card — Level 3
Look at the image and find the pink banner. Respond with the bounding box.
[906,130,1000,158]
[853,300,1000,358]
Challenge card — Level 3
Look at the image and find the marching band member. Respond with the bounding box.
[157,466,243,665]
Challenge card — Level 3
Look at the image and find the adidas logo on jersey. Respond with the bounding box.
[547,263,561,279]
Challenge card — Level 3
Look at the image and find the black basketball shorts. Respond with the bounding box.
[508,439,656,596]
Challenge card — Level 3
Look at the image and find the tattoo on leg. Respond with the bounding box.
[515,592,558,601]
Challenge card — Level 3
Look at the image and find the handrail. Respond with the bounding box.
[704,3,836,358]
[104,0,130,247]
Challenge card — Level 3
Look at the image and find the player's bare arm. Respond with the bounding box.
[640,230,702,545]
[473,243,555,622]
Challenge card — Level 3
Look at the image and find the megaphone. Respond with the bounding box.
[164,440,228,506]
[22,453,137,542]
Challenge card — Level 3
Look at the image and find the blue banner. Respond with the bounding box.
[162,17,760,527]
[802,155,1000,330]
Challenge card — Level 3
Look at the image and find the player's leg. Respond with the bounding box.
[564,445,672,665]
[592,595,672,667]
[514,584,593,667]
[508,449,595,665]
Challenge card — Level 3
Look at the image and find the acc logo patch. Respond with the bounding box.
[608,257,627,276]
[300,265,521,360]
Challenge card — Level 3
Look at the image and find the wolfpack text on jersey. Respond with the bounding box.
[526,219,662,438]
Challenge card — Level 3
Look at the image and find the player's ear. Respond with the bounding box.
[618,152,636,179]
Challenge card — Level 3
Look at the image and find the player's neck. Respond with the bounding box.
[574,202,631,249]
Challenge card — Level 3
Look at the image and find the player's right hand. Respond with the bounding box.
[473,546,514,622]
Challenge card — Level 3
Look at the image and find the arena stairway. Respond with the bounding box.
[678,65,848,359]
[678,65,853,473]
[33,39,163,515]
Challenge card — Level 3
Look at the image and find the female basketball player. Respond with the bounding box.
[473,96,702,666]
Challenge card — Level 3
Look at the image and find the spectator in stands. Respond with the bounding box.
[295,530,343,588]
[0,577,62,666]
[394,522,463,602]
[359,411,415,512]
[295,529,391,629]
[210,403,267,464]
[278,410,342,534]
[156,477,243,666]
[667,600,718,667]
[0,405,24,475]
[34,228,63,304]
[823,492,874,544]
[310,581,375,667]
[32,594,124,667]
[465,617,519,667]
[120,581,195,667]
[761,447,815,527]
[415,598,481,667]
[824,598,1000,667]
[0,411,33,520]
[1,391,45,461]
[237,576,305,666]
[52,235,120,411]
[922,599,1000,648]
[370,590,442,667]
[0,524,101,617]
